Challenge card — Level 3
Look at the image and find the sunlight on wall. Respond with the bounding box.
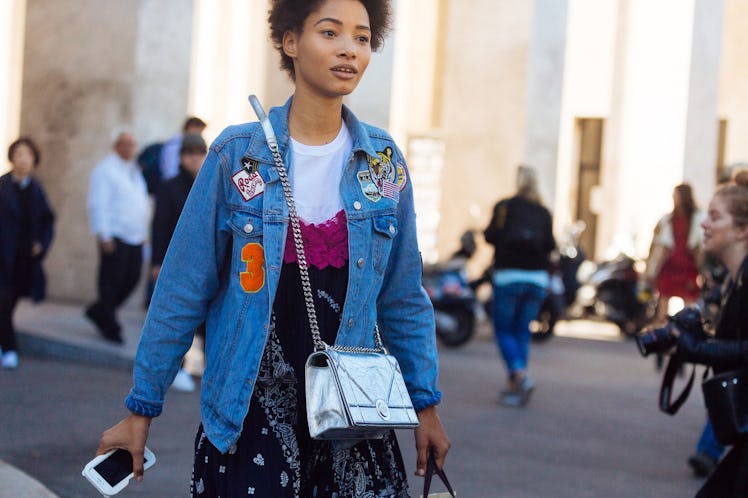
[0,0,26,174]
[619,0,695,256]
[189,0,270,142]
[555,0,617,231]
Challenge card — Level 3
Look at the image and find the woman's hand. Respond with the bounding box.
[96,414,152,481]
[414,405,451,476]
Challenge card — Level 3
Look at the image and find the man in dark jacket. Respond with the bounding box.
[149,133,207,391]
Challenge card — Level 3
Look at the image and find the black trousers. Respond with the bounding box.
[0,288,20,352]
[87,239,143,334]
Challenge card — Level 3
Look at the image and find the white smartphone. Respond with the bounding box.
[81,447,156,496]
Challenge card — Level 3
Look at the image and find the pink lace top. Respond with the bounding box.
[283,210,349,269]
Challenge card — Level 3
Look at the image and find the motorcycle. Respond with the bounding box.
[571,251,656,337]
[422,232,481,347]
[530,221,586,341]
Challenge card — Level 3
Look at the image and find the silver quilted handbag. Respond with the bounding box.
[249,96,419,440]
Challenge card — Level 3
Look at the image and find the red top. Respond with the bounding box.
[656,213,700,300]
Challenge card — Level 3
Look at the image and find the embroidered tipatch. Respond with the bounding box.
[357,170,381,202]
[232,168,265,202]
[240,243,265,293]
[364,147,401,203]
[381,179,400,201]
[396,162,408,191]
[242,157,259,175]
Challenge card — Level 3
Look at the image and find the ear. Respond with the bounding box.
[282,30,298,59]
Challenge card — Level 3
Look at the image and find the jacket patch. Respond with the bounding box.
[357,170,381,202]
[242,157,260,175]
[232,168,265,202]
[240,242,265,293]
[363,147,405,203]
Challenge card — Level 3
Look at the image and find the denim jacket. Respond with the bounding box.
[125,97,441,453]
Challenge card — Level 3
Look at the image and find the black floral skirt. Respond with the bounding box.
[191,263,410,497]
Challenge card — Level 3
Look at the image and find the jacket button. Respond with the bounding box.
[353,201,362,210]
[347,318,354,328]
[388,224,395,234]
[243,223,253,233]
[357,258,364,268]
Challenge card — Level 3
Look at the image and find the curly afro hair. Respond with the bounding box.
[269,0,392,80]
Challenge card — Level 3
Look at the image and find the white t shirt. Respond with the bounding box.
[290,124,353,225]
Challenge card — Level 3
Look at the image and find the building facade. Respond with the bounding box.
[2,0,747,302]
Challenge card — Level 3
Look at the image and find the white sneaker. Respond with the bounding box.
[2,351,19,369]
[171,368,196,392]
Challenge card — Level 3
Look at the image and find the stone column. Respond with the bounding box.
[523,0,569,210]
[718,0,748,166]
[189,0,290,134]
[599,0,723,256]
[20,0,194,301]
[682,0,725,206]
[0,0,27,172]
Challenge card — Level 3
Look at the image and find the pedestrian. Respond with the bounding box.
[688,420,725,477]
[645,183,705,326]
[94,0,450,496]
[0,137,55,369]
[150,134,208,393]
[484,165,556,407]
[158,116,207,183]
[674,170,748,497]
[85,129,149,344]
[139,116,207,195]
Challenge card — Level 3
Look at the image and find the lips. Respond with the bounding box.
[331,64,358,76]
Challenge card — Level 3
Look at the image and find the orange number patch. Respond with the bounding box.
[240,243,265,293]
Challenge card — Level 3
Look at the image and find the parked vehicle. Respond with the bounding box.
[530,221,586,341]
[571,252,656,337]
[423,231,480,347]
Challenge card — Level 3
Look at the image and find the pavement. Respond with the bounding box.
[3,299,707,496]
[4,298,152,498]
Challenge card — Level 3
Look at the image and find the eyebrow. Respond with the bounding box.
[314,17,371,31]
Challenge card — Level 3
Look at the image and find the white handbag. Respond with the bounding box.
[249,96,419,440]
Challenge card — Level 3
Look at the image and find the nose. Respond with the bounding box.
[338,37,357,59]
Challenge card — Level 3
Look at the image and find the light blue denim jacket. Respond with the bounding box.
[125,97,441,453]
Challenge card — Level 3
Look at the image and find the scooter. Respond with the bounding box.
[571,252,656,337]
[422,232,481,347]
[531,221,586,341]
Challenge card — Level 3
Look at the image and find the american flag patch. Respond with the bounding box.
[381,180,399,202]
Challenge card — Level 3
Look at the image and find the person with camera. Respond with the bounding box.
[674,172,748,497]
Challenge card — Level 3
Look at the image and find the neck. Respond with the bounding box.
[723,245,748,281]
[288,89,344,145]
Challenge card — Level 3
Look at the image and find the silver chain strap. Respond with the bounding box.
[249,95,384,353]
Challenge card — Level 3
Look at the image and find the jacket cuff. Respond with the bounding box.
[413,391,442,412]
[125,393,163,418]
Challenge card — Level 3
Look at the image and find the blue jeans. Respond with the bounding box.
[492,281,547,375]
[697,419,725,460]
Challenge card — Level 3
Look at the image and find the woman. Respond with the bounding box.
[484,165,555,407]
[0,137,55,369]
[676,171,748,497]
[646,183,705,325]
[96,1,449,496]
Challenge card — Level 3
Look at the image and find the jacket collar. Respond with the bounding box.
[258,96,379,163]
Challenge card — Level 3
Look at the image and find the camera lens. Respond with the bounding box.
[636,326,676,357]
